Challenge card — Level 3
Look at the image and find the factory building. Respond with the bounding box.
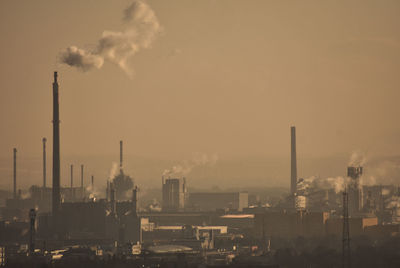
[188,192,248,212]
[347,166,363,216]
[162,177,187,211]
[110,141,134,201]
[254,211,330,238]
[325,217,378,236]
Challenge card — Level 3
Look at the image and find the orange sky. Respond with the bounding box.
[0,0,399,189]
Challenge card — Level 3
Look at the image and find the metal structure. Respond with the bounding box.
[29,208,36,255]
[42,137,47,188]
[13,148,17,199]
[342,186,351,268]
[290,126,297,195]
[52,71,61,221]
[81,164,84,190]
[120,140,123,170]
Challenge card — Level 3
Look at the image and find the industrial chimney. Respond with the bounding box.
[120,140,123,171]
[70,164,73,188]
[132,186,138,214]
[29,208,36,255]
[290,126,297,195]
[81,164,84,190]
[13,148,17,199]
[91,175,94,189]
[42,138,47,188]
[52,71,61,220]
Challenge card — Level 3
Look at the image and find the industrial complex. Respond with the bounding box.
[0,72,399,267]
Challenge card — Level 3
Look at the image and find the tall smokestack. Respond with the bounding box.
[70,165,73,188]
[29,209,36,255]
[91,175,94,189]
[290,126,297,195]
[81,164,84,189]
[120,140,123,170]
[42,138,47,188]
[132,186,138,214]
[13,148,17,199]
[52,71,61,220]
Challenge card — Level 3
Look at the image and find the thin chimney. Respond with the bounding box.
[290,126,297,195]
[81,164,84,189]
[132,186,138,215]
[13,148,17,199]
[120,140,123,171]
[70,165,73,188]
[42,138,47,188]
[91,175,94,189]
[52,71,61,219]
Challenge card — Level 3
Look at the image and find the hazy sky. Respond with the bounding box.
[0,0,399,189]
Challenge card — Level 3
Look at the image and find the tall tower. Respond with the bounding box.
[70,165,73,188]
[81,164,84,190]
[42,138,47,188]
[29,209,36,255]
[342,187,351,268]
[120,140,123,172]
[347,166,363,216]
[13,148,17,199]
[52,71,61,220]
[290,126,297,195]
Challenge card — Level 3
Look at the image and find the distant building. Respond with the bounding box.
[188,192,248,212]
[347,166,363,216]
[162,177,187,212]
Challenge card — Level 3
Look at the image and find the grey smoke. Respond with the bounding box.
[60,1,161,76]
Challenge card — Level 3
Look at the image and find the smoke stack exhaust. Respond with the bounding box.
[13,148,17,199]
[42,138,47,188]
[120,140,123,170]
[290,126,297,195]
[52,71,61,220]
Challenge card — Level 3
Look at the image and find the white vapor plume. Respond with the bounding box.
[60,1,161,76]
[348,151,366,167]
[163,153,219,177]
[109,162,119,180]
[297,176,350,194]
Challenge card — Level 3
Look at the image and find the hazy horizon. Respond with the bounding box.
[1,0,400,191]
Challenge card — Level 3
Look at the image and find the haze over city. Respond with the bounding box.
[0,1,399,267]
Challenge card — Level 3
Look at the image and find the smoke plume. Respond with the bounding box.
[60,1,161,76]
[109,162,119,180]
[297,176,350,194]
[348,151,366,167]
[163,153,219,177]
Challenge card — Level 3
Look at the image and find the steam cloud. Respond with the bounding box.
[348,151,366,167]
[297,176,350,194]
[163,153,219,177]
[60,1,161,75]
[109,162,119,180]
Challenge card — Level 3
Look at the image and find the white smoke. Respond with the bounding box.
[348,151,366,167]
[163,153,219,177]
[60,1,161,76]
[109,162,119,180]
[297,176,350,194]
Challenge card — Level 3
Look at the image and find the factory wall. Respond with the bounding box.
[188,192,248,212]
[325,217,378,236]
